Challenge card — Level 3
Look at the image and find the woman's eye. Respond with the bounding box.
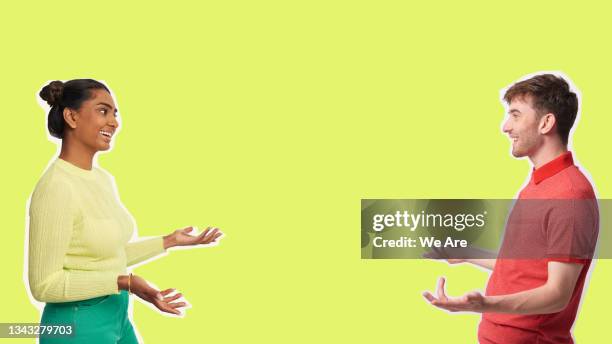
[100,109,107,115]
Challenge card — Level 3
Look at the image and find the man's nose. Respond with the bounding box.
[502,118,511,134]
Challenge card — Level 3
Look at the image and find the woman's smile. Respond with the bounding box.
[99,129,114,142]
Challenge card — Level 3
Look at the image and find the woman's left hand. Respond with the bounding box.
[163,226,223,249]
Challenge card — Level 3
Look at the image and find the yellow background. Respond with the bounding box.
[2,1,610,342]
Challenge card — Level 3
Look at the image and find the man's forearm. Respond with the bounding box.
[484,283,568,314]
[465,259,496,270]
[455,247,498,270]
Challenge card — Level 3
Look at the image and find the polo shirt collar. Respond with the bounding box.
[532,151,574,184]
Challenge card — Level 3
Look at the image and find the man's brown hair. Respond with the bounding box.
[504,74,578,145]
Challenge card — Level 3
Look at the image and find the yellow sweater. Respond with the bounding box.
[28,157,166,303]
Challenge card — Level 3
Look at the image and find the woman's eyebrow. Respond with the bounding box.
[97,102,118,112]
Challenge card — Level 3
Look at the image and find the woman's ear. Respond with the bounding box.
[63,108,78,129]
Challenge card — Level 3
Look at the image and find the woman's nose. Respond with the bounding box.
[109,115,119,128]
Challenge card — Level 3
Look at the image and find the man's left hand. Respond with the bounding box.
[423,277,487,313]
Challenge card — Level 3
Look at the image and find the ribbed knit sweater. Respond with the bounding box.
[27,157,166,303]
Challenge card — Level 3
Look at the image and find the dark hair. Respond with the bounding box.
[39,79,110,139]
[503,74,579,146]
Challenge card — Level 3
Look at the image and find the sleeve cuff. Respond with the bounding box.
[546,257,590,265]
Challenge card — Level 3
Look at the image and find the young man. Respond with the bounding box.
[423,73,599,343]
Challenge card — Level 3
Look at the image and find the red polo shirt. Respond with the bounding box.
[478,151,599,344]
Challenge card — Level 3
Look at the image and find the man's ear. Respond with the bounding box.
[63,108,77,129]
[539,112,557,135]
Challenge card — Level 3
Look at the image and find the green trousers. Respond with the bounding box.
[40,290,138,344]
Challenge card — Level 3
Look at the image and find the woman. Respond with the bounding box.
[27,79,223,343]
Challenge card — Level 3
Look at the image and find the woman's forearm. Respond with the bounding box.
[163,234,176,250]
[117,275,130,291]
[125,237,168,266]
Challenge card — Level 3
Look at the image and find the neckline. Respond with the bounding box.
[55,157,98,180]
[531,151,574,185]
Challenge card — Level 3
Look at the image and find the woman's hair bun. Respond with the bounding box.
[39,80,65,107]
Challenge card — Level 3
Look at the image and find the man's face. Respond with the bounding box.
[502,95,543,158]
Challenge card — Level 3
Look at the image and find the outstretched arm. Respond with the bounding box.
[424,246,497,271]
[125,236,167,266]
[463,259,496,270]
[423,261,583,314]
[125,227,223,266]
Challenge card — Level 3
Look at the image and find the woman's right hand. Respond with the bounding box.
[128,274,187,315]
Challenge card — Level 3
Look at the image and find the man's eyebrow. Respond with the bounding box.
[508,109,521,114]
[97,102,118,112]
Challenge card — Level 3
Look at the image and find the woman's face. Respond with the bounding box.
[70,89,119,152]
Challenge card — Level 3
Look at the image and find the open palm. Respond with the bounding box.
[423,277,487,313]
[164,226,223,249]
